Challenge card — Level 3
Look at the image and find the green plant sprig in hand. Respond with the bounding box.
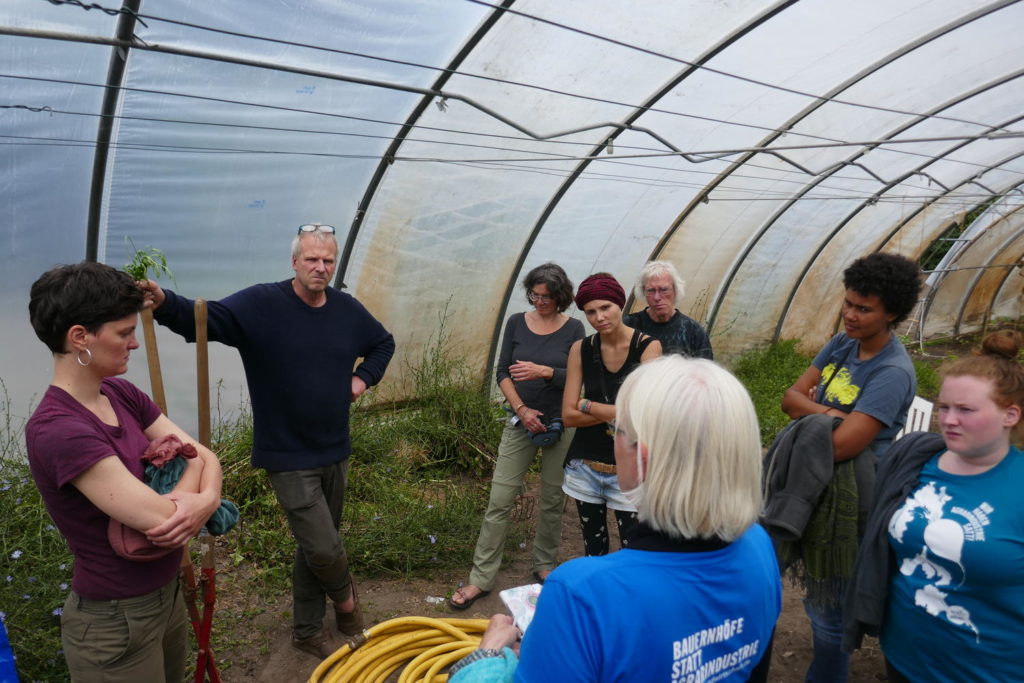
[124,236,175,283]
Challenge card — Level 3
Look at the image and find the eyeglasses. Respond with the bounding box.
[528,291,554,304]
[297,223,336,235]
[644,287,672,298]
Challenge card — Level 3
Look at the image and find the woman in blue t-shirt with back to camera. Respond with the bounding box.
[447,356,782,682]
[845,330,1024,683]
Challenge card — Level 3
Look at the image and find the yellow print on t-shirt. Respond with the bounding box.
[820,363,860,406]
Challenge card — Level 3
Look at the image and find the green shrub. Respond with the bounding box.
[731,340,814,447]
[398,312,504,474]
[0,454,73,682]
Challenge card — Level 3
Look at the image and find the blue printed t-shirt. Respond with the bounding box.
[881,447,1024,683]
[515,525,781,682]
[812,332,916,458]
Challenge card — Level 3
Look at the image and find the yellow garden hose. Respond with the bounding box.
[309,617,490,683]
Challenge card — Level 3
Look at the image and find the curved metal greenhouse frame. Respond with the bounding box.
[2,0,1022,417]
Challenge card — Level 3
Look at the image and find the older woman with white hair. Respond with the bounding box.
[625,260,713,358]
[448,356,782,682]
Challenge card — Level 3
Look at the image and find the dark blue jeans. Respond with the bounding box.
[268,461,351,640]
[803,600,849,683]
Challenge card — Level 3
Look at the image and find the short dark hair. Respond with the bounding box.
[29,261,145,354]
[523,262,575,313]
[842,253,921,325]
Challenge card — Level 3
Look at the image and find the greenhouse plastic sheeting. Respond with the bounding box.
[2,0,1023,425]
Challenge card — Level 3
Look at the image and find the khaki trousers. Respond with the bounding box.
[61,577,187,682]
[469,423,572,591]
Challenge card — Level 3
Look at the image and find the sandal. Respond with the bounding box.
[448,585,490,611]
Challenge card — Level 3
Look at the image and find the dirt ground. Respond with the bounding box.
[208,483,886,682]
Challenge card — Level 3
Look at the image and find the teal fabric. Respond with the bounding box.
[449,647,519,683]
[145,456,239,535]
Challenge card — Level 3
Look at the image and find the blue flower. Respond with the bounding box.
[10,550,22,560]
[52,607,63,616]
[59,583,68,591]
[428,535,436,544]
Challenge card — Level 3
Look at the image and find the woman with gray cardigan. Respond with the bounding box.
[449,263,584,610]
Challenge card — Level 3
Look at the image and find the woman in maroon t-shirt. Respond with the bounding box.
[25,262,223,682]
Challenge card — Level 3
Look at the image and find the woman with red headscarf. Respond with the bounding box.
[561,273,661,556]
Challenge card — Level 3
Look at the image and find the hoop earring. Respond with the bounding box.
[76,348,93,367]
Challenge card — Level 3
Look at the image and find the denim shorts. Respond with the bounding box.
[561,458,636,511]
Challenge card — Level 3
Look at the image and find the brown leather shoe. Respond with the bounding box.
[292,630,338,659]
[335,575,365,636]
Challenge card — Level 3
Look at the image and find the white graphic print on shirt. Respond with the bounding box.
[889,482,990,640]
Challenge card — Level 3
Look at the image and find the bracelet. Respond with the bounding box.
[581,399,592,414]
[514,403,525,414]
[448,648,505,677]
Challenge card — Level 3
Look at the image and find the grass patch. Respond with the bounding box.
[731,340,813,447]
[912,359,941,401]
[0,378,73,681]
[0,458,72,682]
[355,309,505,474]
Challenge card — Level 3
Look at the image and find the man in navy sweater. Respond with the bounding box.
[141,224,395,658]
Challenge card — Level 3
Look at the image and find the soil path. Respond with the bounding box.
[211,483,885,682]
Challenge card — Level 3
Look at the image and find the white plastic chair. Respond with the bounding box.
[895,395,933,439]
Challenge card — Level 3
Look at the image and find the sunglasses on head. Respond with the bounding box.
[297,223,336,235]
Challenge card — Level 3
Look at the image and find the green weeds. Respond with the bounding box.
[123,236,174,283]
[912,359,940,401]
[731,340,813,446]
[0,454,73,681]
[381,308,504,473]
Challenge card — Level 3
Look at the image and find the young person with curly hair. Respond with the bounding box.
[780,252,922,683]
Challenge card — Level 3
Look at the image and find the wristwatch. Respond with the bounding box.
[448,648,505,677]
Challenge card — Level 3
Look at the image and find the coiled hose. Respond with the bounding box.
[308,616,489,683]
